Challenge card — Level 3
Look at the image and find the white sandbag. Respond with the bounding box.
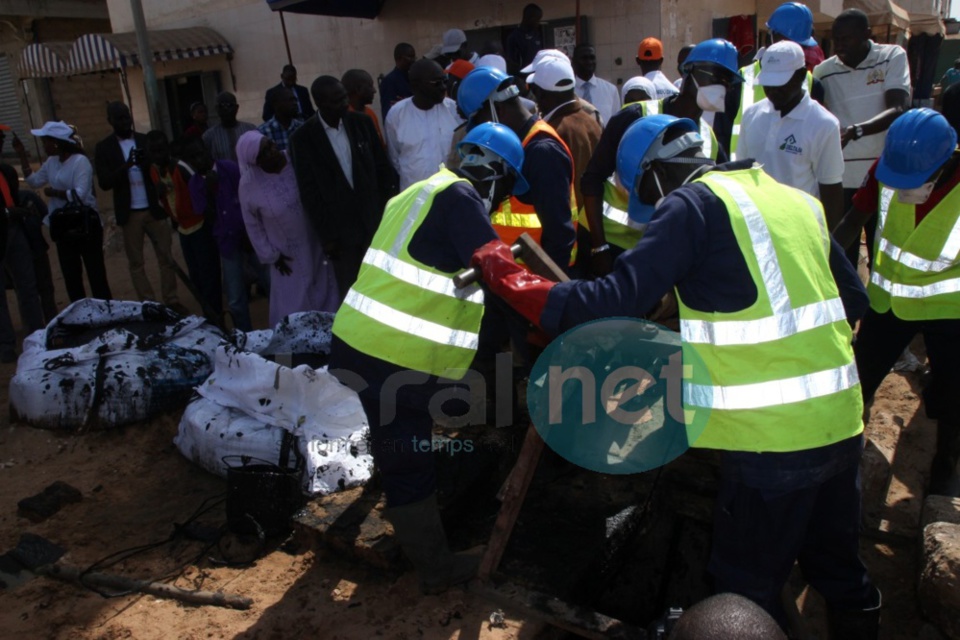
[176,344,373,495]
[235,311,335,356]
[175,397,289,476]
[9,299,228,430]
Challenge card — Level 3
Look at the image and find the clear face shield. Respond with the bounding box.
[638,131,715,206]
[460,144,517,213]
[486,84,520,125]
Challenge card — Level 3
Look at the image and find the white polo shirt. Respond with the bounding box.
[575,74,621,127]
[813,41,911,188]
[738,92,844,198]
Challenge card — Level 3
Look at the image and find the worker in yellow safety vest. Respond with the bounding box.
[471,114,881,637]
[727,2,822,160]
[329,122,529,596]
[579,38,741,277]
[835,108,960,496]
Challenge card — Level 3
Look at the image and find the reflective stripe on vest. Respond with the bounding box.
[600,178,646,250]
[681,173,843,347]
[868,182,960,319]
[490,120,578,263]
[677,168,863,452]
[361,248,484,302]
[333,170,485,378]
[730,63,813,161]
[593,100,719,250]
[685,362,860,410]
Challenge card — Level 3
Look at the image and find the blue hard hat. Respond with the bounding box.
[876,108,958,190]
[767,3,817,47]
[458,122,530,195]
[680,38,745,83]
[616,115,702,223]
[457,66,514,120]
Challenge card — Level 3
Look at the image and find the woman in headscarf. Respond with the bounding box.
[236,130,338,326]
[17,121,112,302]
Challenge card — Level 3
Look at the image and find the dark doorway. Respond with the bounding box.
[163,73,204,138]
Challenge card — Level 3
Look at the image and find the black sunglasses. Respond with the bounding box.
[691,67,735,87]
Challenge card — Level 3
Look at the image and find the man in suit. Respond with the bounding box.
[263,64,315,122]
[289,76,398,299]
[94,103,183,311]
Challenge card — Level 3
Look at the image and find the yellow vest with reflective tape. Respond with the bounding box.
[678,168,863,452]
[730,61,814,161]
[491,120,578,264]
[587,100,719,250]
[332,169,485,379]
[868,183,960,320]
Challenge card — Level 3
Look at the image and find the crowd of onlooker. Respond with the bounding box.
[0,1,945,370]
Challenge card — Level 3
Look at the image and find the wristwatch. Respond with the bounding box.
[850,125,864,140]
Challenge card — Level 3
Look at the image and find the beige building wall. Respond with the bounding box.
[103,0,756,131]
[32,17,125,153]
[661,0,761,66]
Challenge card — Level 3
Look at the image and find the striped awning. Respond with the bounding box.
[18,42,73,78]
[68,27,233,75]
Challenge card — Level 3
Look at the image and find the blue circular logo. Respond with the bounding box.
[526,317,712,474]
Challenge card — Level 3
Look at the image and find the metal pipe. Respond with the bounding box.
[129,0,161,130]
[279,11,293,66]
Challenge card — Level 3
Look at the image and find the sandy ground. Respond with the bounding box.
[0,222,943,639]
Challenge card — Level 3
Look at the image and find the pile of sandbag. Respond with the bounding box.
[174,311,373,495]
[9,299,227,430]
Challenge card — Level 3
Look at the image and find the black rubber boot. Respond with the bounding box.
[930,420,960,496]
[384,494,480,595]
[827,588,881,640]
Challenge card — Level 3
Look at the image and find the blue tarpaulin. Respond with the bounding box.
[265,0,385,18]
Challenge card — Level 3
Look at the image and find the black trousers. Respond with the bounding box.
[710,438,875,628]
[331,245,365,304]
[842,187,877,271]
[55,225,112,302]
[854,308,960,424]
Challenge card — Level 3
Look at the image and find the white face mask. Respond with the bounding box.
[898,182,936,205]
[649,159,712,207]
[693,77,727,112]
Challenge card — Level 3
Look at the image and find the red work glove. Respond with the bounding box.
[471,240,556,327]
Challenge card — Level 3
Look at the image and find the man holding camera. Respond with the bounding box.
[95,102,182,311]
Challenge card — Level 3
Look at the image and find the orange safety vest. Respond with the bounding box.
[490,120,579,264]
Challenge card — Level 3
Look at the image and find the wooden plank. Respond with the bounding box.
[514,233,571,283]
[478,422,546,580]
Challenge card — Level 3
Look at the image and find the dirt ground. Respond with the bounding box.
[0,224,943,639]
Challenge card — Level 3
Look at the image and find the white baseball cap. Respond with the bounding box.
[441,28,467,54]
[756,40,805,87]
[527,56,576,91]
[520,49,569,74]
[621,76,657,102]
[476,54,507,73]
[30,120,78,143]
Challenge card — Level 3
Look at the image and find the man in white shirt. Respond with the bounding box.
[740,41,844,226]
[94,102,181,310]
[572,43,620,126]
[813,8,910,263]
[636,37,680,99]
[385,58,464,190]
